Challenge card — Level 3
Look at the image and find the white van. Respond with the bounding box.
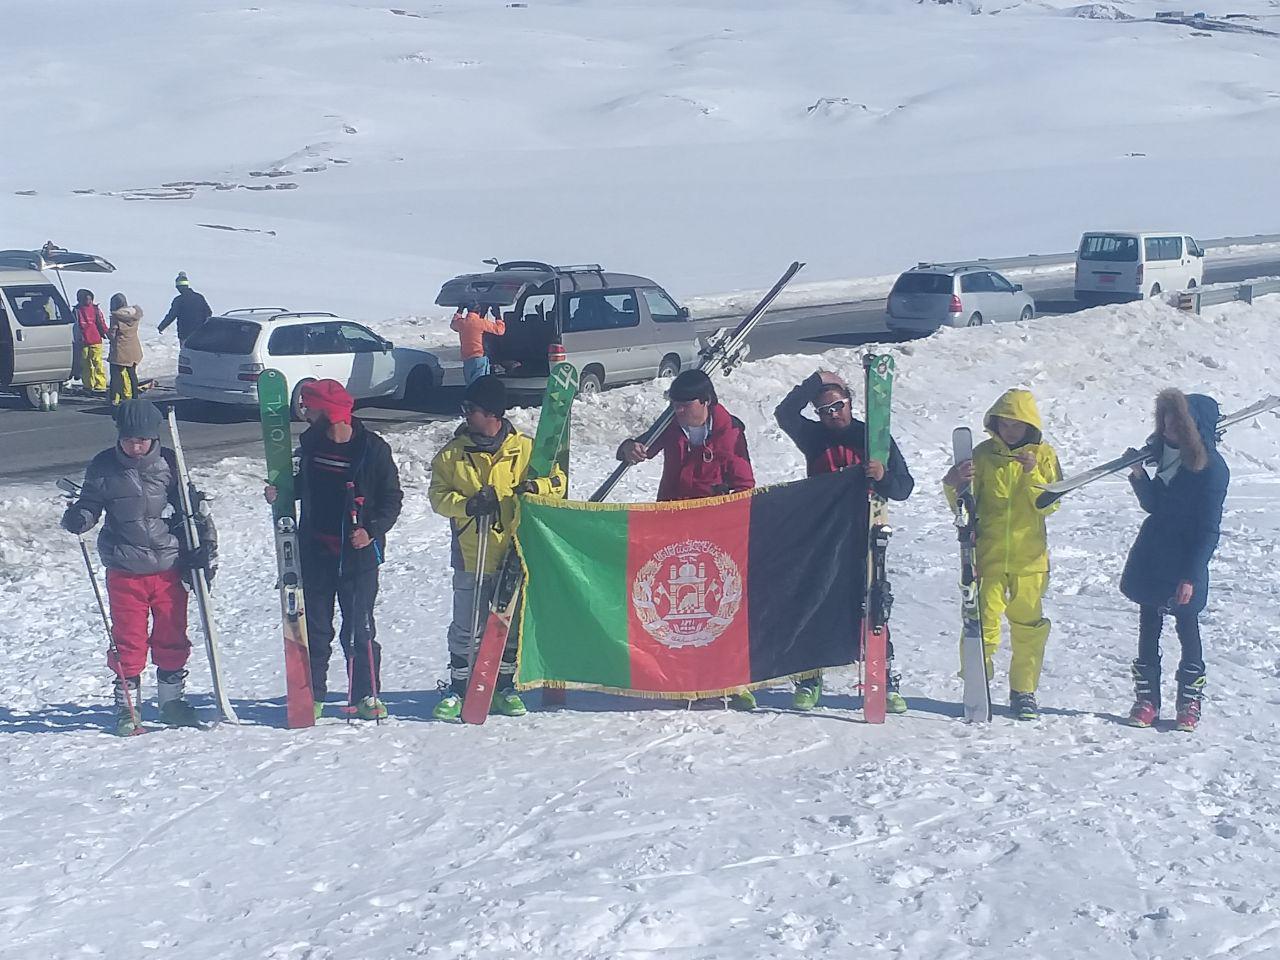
[1074,231,1204,304]
[0,245,115,408]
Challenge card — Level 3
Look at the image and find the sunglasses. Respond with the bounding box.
[815,397,849,416]
[461,401,479,415]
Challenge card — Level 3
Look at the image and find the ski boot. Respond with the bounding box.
[356,696,388,721]
[1126,659,1160,728]
[432,678,464,721]
[314,700,325,721]
[1010,690,1039,722]
[491,687,527,718]
[112,675,145,737]
[792,676,822,711]
[730,689,757,712]
[1174,665,1205,733]
[157,669,203,728]
[886,671,907,715]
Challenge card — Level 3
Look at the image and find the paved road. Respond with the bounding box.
[5,254,1278,484]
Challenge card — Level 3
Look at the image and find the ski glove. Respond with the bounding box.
[61,505,94,535]
[465,486,500,519]
[180,542,217,583]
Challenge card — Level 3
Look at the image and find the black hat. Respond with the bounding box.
[114,399,162,440]
[464,375,507,416]
[668,369,716,405]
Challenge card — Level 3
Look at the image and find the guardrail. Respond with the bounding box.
[1177,278,1280,313]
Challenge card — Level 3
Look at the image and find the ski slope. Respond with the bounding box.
[1,296,1278,958]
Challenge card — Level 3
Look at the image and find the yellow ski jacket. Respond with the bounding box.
[945,389,1062,577]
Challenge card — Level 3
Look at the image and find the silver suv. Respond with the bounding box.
[886,264,1036,334]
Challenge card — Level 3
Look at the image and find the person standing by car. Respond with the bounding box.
[264,380,403,721]
[157,271,213,344]
[774,369,915,714]
[451,303,505,384]
[73,289,110,395]
[107,293,143,406]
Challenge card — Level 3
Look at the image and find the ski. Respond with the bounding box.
[952,427,991,722]
[258,370,315,729]
[461,362,580,725]
[589,261,804,502]
[1036,394,1280,508]
[165,406,239,724]
[861,353,894,724]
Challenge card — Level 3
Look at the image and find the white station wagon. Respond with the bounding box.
[176,308,447,418]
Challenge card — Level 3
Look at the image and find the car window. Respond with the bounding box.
[960,272,993,293]
[267,325,307,357]
[1144,236,1182,262]
[338,323,384,353]
[988,272,1016,293]
[564,291,639,333]
[305,322,349,356]
[1185,236,1203,257]
[1079,235,1138,262]
[4,284,70,327]
[185,318,261,354]
[641,288,684,323]
[892,272,952,296]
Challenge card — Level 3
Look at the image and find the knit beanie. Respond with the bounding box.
[464,375,507,417]
[300,379,354,425]
[114,399,163,440]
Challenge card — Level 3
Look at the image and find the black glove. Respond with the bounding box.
[61,505,93,535]
[709,483,732,496]
[465,486,500,519]
[517,479,539,495]
[181,541,217,584]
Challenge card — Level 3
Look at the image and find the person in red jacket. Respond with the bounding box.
[73,289,110,394]
[617,370,755,502]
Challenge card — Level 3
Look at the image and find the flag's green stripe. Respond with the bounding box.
[517,501,631,688]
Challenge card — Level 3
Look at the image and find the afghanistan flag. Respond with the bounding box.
[514,470,865,699]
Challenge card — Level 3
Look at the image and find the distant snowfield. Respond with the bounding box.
[1,295,1279,958]
[4,0,1280,333]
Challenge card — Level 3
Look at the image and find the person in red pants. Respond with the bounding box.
[61,399,216,735]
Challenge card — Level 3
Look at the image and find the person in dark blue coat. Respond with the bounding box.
[1120,389,1229,732]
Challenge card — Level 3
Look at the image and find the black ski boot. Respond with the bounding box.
[1174,663,1206,733]
[1127,659,1161,728]
[157,669,202,728]
[112,675,144,737]
[1010,690,1040,721]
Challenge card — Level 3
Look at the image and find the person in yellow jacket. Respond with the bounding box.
[428,375,564,720]
[943,389,1062,721]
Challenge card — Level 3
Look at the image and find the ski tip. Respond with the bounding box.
[1035,490,1064,510]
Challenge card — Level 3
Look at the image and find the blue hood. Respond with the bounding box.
[1186,394,1220,448]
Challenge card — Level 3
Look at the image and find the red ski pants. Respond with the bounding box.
[106,568,191,677]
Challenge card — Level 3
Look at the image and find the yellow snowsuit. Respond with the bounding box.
[945,389,1062,694]
[428,424,564,574]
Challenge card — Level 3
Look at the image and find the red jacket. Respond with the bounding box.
[646,403,755,502]
[75,303,109,346]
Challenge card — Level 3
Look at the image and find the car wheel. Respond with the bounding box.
[657,354,681,379]
[967,313,983,327]
[22,382,59,410]
[1019,306,1034,323]
[404,365,434,411]
[578,369,604,396]
[1149,284,1162,299]
[290,379,315,422]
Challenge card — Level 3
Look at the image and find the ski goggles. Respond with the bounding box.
[814,397,849,417]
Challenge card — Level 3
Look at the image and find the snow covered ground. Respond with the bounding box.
[2,295,1278,958]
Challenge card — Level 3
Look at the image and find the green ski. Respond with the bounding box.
[862,353,894,724]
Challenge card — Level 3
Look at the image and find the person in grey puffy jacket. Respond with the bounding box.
[61,399,216,734]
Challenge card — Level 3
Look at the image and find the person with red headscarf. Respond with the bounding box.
[264,380,403,720]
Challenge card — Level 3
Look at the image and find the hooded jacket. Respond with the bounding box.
[637,402,756,502]
[428,421,564,572]
[944,389,1062,577]
[75,303,109,347]
[108,306,144,366]
[1120,390,1229,614]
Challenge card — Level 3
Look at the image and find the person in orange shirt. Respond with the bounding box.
[451,303,506,384]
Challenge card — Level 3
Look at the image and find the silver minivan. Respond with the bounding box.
[435,261,699,395]
[0,246,115,408]
[886,264,1036,334]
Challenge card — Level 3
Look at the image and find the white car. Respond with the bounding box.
[1074,231,1204,304]
[176,308,446,418]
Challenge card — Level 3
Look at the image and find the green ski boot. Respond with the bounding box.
[886,671,907,715]
[1010,691,1039,722]
[157,669,204,728]
[730,689,757,712]
[792,677,822,711]
[313,700,325,721]
[492,687,527,717]
[433,693,462,721]
[356,696,388,721]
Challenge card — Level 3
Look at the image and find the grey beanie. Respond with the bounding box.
[115,399,163,440]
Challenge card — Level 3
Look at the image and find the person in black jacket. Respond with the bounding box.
[157,272,213,343]
[264,380,403,720]
[775,369,915,713]
[1121,388,1229,733]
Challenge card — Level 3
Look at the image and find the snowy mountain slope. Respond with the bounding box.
[1,297,1278,958]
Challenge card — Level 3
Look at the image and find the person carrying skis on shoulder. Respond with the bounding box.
[73,289,110,395]
[1120,388,1229,732]
[451,303,506,384]
[157,272,213,344]
[428,375,564,720]
[775,369,915,713]
[264,380,403,721]
[943,389,1062,721]
[60,399,217,735]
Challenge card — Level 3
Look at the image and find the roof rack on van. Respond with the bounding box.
[224,307,289,316]
[268,311,339,321]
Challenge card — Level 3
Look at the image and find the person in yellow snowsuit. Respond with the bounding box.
[428,375,564,720]
[943,389,1061,720]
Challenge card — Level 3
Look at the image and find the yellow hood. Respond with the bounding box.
[984,389,1043,445]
